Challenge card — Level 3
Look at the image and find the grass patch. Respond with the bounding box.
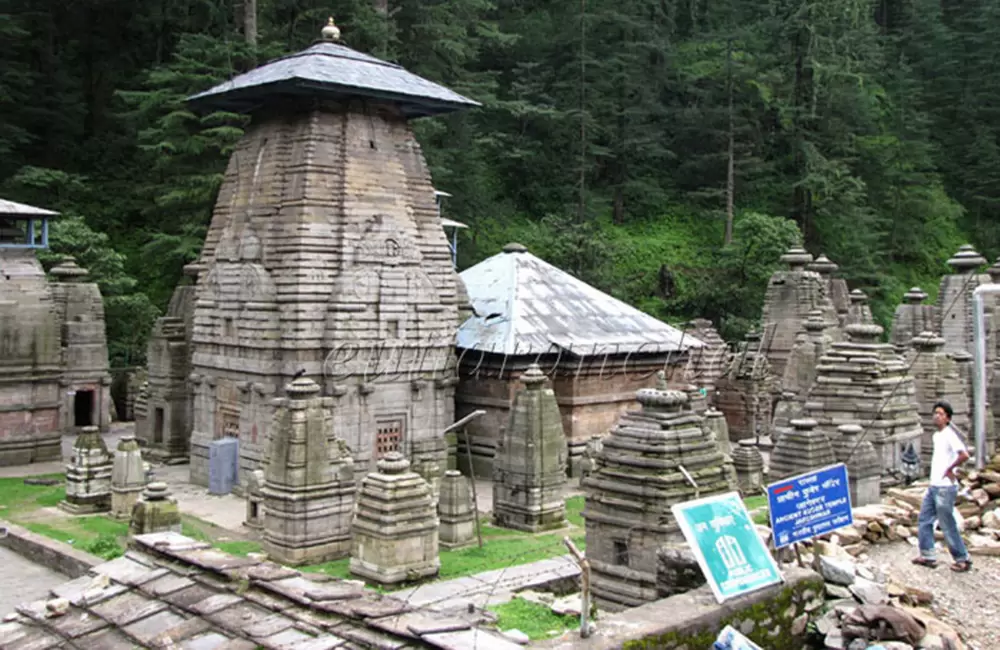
[216,541,263,556]
[489,598,580,640]
[565,496,584,528]
[0,475,65,514]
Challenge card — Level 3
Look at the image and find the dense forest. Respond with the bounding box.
[1,0,995,367]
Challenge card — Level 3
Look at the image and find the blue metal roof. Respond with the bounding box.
[187,41,480,118]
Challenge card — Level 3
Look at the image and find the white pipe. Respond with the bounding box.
[972,284,1000,469]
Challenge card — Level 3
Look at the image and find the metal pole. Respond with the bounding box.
[563,537,591,639]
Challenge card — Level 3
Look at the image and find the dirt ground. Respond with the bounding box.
[866,541,1000,650]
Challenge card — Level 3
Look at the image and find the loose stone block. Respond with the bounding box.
[583,389,736,612]
[769,418,837,481]
[111,434,146,519]
[438,470,476,549]
[492,364,568,533]
[261,377,357,566]
[350,452,440,585]
[60,426,112,514]
[129,482,182,536]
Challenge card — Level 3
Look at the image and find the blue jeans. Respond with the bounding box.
[917,485,969,563]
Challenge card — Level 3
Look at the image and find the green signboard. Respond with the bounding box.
[671,492,783,603]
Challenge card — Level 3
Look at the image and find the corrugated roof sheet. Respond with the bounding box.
[0,198,58,217]
[187,41,480,117]
[457,245,705,356]
[0,532,522,650]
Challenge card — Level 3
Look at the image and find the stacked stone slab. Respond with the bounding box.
[492,364,568,532]
[732,439,764,495]
[808,254,850,332]
[60,426,113,514]
[261,377,357,565]
[759,247,839,380]
[936,244,990,356]
[769,418,837,481]
[890,288,935,353]
[846,289,874,327]
[803,324,923,476]
[772,310,832,435]
[682,318,729,394]
[350,452,440,585]
[833,424,881,506]
[184,24,475,487]
[715,330,775,442]
[906,332,970,466]
[110,434,146,519]
[129,482,182,536]
[136,269,196,463]
[438,470,476,548]
[583,389,737,611]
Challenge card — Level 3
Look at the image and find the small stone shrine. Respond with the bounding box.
[582,389,736,611]
[438,469,476,548]
[261,377,357,565]
[129,481,182,536]
[704,407,731,457]
[60,425,112,514]
[244,468,265,530]
[769,418,837,481]
[350,452,440,585]
[890,287,935,353]
[759,246,838,379]
[681,318,729,394]
[808,253,850,331]
[906,332,969,465]
[110,434,146,519]
[772,310,832,434]
[803,324,923,475]
[846,289,874,327]
[937,244,989,355]
[492,364,568,532]
[715,330,775,442]
[833,424,881,506]
[135,267,197,463]
[731,439,764,495]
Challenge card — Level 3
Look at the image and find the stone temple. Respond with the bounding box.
[182,20,479,486]
[0,199,112,465]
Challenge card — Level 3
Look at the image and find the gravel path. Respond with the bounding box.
[866,541,1000,650]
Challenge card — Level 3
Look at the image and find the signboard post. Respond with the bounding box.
[672,492,783,604]
[766,463,853,550]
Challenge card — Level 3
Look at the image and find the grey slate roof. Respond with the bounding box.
[457,245,705,356]
[0,198,58,217]
[0,532,522,650]
[187,42,480,118]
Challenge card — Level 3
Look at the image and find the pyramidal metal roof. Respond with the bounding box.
[187,22,480,118]
[0,199,58,218]
[457,244,705,356]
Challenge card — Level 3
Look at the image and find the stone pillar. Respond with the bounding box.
[769,418,837,481]
[244,468,265,530]
[110,434,146,519]
[807,253,849,333]
[704,408,731,457]
[937,244,989,355]
[834,424,881,506]
[492,364,568,532]
[907,332,969,466]
[409,436,447,504]
[350,452,440,585]
[129,482,182,536]
[891,287,935,353]
[261,377,356,566]
[438,470,476,549]
[583,389,736,611]
[953,350,996,455]
[732,439,764,495]
[59,426,112,514]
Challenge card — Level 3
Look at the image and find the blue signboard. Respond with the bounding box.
[672,492,784,603]
[767,463,853,549]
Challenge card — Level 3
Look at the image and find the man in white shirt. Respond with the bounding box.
[912,400,971,572]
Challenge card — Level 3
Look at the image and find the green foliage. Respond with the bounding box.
[82,534,125,560]
[489,598,581,640]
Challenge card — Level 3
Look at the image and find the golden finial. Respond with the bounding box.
[321,17,341,41]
